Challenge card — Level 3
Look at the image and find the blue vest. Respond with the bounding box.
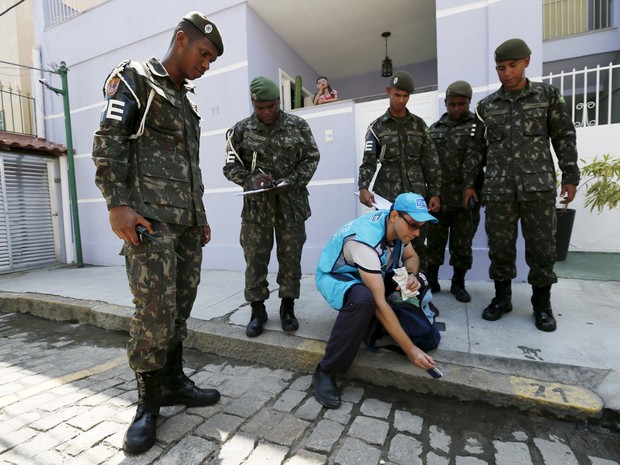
[316,210,404,310]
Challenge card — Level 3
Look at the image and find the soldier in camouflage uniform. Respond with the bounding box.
[358,71,442,273]
[92,12,223,455]
[427,81,482,303]
[462,38,580,332]
[223,76,320,338]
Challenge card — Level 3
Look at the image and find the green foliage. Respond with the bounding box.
[579,154,620,212]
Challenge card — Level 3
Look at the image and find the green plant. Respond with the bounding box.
[578,154,620,212]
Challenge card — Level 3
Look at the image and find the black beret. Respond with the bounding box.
[183,11,224,56]
[250,76,280,102]
[446,80,472,98]
[390,71,414,93]
[494,38,531,62]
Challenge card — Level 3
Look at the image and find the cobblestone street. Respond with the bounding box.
[1,311,619,465]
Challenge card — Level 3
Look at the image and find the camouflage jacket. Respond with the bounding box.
[92,57,207,226]
[223,111,320,225]
[463,80,580,202]
[429,111,482,208]
[358,109,441,202]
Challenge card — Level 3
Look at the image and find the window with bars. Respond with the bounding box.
[543,0,613,39]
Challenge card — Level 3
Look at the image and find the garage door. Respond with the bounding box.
[0,153,59,273]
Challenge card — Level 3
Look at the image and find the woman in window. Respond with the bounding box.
[313,76,338,105]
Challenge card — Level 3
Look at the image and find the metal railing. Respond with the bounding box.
[542,62,620,126]
[543,0,613,39]
[0,83,37,136]
[44,0,110,28]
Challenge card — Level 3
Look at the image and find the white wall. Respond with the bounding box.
[568,123,620,252]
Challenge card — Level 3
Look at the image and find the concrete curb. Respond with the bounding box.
[0,292,611,422]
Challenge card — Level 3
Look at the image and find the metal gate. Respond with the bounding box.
[0,153,59,273]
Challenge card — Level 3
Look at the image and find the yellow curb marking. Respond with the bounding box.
[296,339,326,355]
[0,356,126,409]
[509,376,603,415]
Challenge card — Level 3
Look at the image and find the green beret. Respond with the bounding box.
[446,80,472,98]
[183,11,224,56]
[390,71,414,93]
[494,38,531,62]
[250,76,280,102]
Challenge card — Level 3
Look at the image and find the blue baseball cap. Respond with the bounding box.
[393,193,438,224]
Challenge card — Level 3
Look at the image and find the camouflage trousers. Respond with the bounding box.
[122,221,203,372]
[426,205,481,270]
[485,199,558,287]
[240,208,306,303]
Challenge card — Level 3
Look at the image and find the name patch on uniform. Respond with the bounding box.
[104,99,126,122]
[105,77,120,97]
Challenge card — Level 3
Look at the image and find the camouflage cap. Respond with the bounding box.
[389,71,414,93]
[250,76,280,101]
[494,38,531,62]
[183,11,224,56]
[446,80,472,98]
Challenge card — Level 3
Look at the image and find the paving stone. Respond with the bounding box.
[305,419,345,453]
[429,424,451,454]
[589,458,620,465]
[340,386,364,404]
[323,401,353,424]
[388,433,423,465]
[360,398,392,419]
[294,396,323,420]
[157,412,204,445]
[38,391,89,412]
[242,409,310,446]
[455,457,488,465]
[464,436,484,455]
[333,437,381,465]
[426,451,450,465]
[224,390,273,417]
[57,420,120,456]
[73,442,117,465]
[285,449,328,465]
[289,375,312,391]
[511,431,529,441]
[0,426,37,454]
[217,432,256,465]
[273,388,307,413]
[0,411,41,436]
[245,441,288,464]
[67,404,122,431]
[347,416,389,446]
[394,409,424,436]
[25,423,80,455]
[493,441,533,465]
[156,435,216,465]
[194,412,245,442]
[533,438,579,465]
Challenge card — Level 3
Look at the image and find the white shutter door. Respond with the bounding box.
[0,161,10,272]
[1,154,58,272]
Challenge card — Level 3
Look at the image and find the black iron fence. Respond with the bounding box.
[0,83,37,136]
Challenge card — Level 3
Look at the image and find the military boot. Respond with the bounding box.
[450,267,471,303]
[531,285,557,332]
[160,342,220,407]
[280,297,299,331]
[482,280,513,321]
[426,265,441,293]
[246,301,268,337]
[123,370,160,455]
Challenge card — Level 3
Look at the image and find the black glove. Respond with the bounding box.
[271,178,290,195]
[250,173,274,190]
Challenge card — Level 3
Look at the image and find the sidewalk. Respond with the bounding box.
[0,265,618,424]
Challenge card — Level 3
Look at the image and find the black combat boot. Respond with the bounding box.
[159,342,220,407]
[123,370,160,455]
[312,364,341,409]
[450,267,471,303]
[531,285,557,332]
[246,301,268,337]
[280,297,299,331]
[426,265,441,293]
[482,280,513,321]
